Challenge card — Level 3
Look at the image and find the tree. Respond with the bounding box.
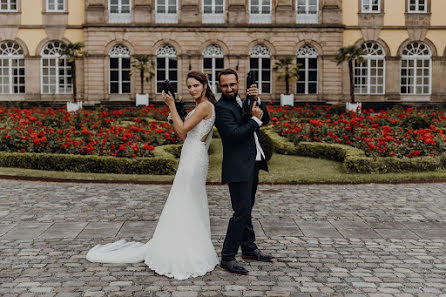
[131,54,155,95]
[60,42,87,103]
[335,45,366,103]
[273,56,301,95]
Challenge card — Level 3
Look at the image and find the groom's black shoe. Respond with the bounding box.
[220,260,249,275]
[242,249,273,262]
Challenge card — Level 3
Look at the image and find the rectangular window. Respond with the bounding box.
[47,0,65,12]
[109,0,131,23]
[156,57,178,93]
[109,57,131,94]
[408,0,426,13]
[296,57,318,94]
[362,0,380,13]
[202,0,224,23]
[249,57,271,94]
[203,57,224,93]
[296,0,318,24]
[249,0,271,24]
[156,0,178,23]
[401,58,430,95]
[0,0,18,11]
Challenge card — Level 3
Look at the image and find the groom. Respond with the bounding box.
[215,68,272,275]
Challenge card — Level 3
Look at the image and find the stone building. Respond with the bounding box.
[0,0,445,104]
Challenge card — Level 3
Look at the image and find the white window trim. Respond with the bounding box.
[361,0,381,13]
[109,56,131,94]
[46,0,65,12]
[249,58,271,94]
[400,56,432,95]
[108,0,132,24]
[354,57,386,95]
[202,0,225,24]
[40,56,72,94]
[296,57,318,95]
[0,58,25,94]
[155,0,178,24]
[109,48,131,94]
[296,0,319,24]
[155,47,178,94]
[0,0,18,12]
[249,0,272,24]
[407,0,427,13]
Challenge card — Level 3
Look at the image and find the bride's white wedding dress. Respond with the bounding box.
[86,102,219,280]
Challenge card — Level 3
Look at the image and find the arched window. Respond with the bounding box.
[249,45,271,94]
[109,44,131,94]
[249,0,271,24]
[203,45,224,93]
[0,41,24,94]
[296,45,318,94]
[400,42,431,95]
[41,41,71,94]
[156,45,178,93]
[354,42,385,95]
[296,0,318,24]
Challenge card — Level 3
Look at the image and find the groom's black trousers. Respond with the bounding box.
[221,162,260,261]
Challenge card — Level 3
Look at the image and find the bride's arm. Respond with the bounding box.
[163,91,211,139]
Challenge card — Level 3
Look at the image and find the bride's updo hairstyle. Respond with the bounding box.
[186,71,217,105]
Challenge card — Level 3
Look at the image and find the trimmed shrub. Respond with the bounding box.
[263,128,298,155]
[0,151,177,175]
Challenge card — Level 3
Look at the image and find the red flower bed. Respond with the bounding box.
[0,105,180,158]
[268,104,446,158]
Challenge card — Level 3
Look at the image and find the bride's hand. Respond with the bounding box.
[162,90,175,106]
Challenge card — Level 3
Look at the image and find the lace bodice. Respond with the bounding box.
[185,102,215,147]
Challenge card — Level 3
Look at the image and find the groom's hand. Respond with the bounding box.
[252,103,263,121]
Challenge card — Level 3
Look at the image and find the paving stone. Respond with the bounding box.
[39,222,88,239]
[77,222,123,239]
[2,223,51,240]
[1,181,446,296]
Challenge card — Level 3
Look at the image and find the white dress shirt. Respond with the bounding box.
[235,96,265,161]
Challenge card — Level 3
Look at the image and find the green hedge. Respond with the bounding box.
[0,151,177,175]
[266,128,446,174]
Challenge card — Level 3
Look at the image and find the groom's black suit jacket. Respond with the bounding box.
[215,96,270,184]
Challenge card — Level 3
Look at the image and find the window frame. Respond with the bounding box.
[361,0,381,13]
[249,45,272,94]
[0,41,25,94]
[46,0,65,12]
[155,45,178,94]
[108,0,132,24]
[296,0,319,24]
[407,0,427,13]
[202,0,225,24]
[249,0,272,24]
[40,41,72,95]
[155,0,178,23]
[400,42,432,95]
[296,45,318,95]
[108,45,132,95]
[0,0,18,12]
[202,45,224,94]
[353,42,386,95]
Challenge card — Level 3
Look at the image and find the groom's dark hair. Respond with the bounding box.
[218,68,238,83]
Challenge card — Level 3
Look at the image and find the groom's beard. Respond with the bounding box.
[221,91,238,101]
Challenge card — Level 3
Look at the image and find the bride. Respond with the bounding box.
[86,71,219,280]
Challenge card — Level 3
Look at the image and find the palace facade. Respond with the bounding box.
[0,0,445,104]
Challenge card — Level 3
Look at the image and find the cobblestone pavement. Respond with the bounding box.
[1,180,446,297]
